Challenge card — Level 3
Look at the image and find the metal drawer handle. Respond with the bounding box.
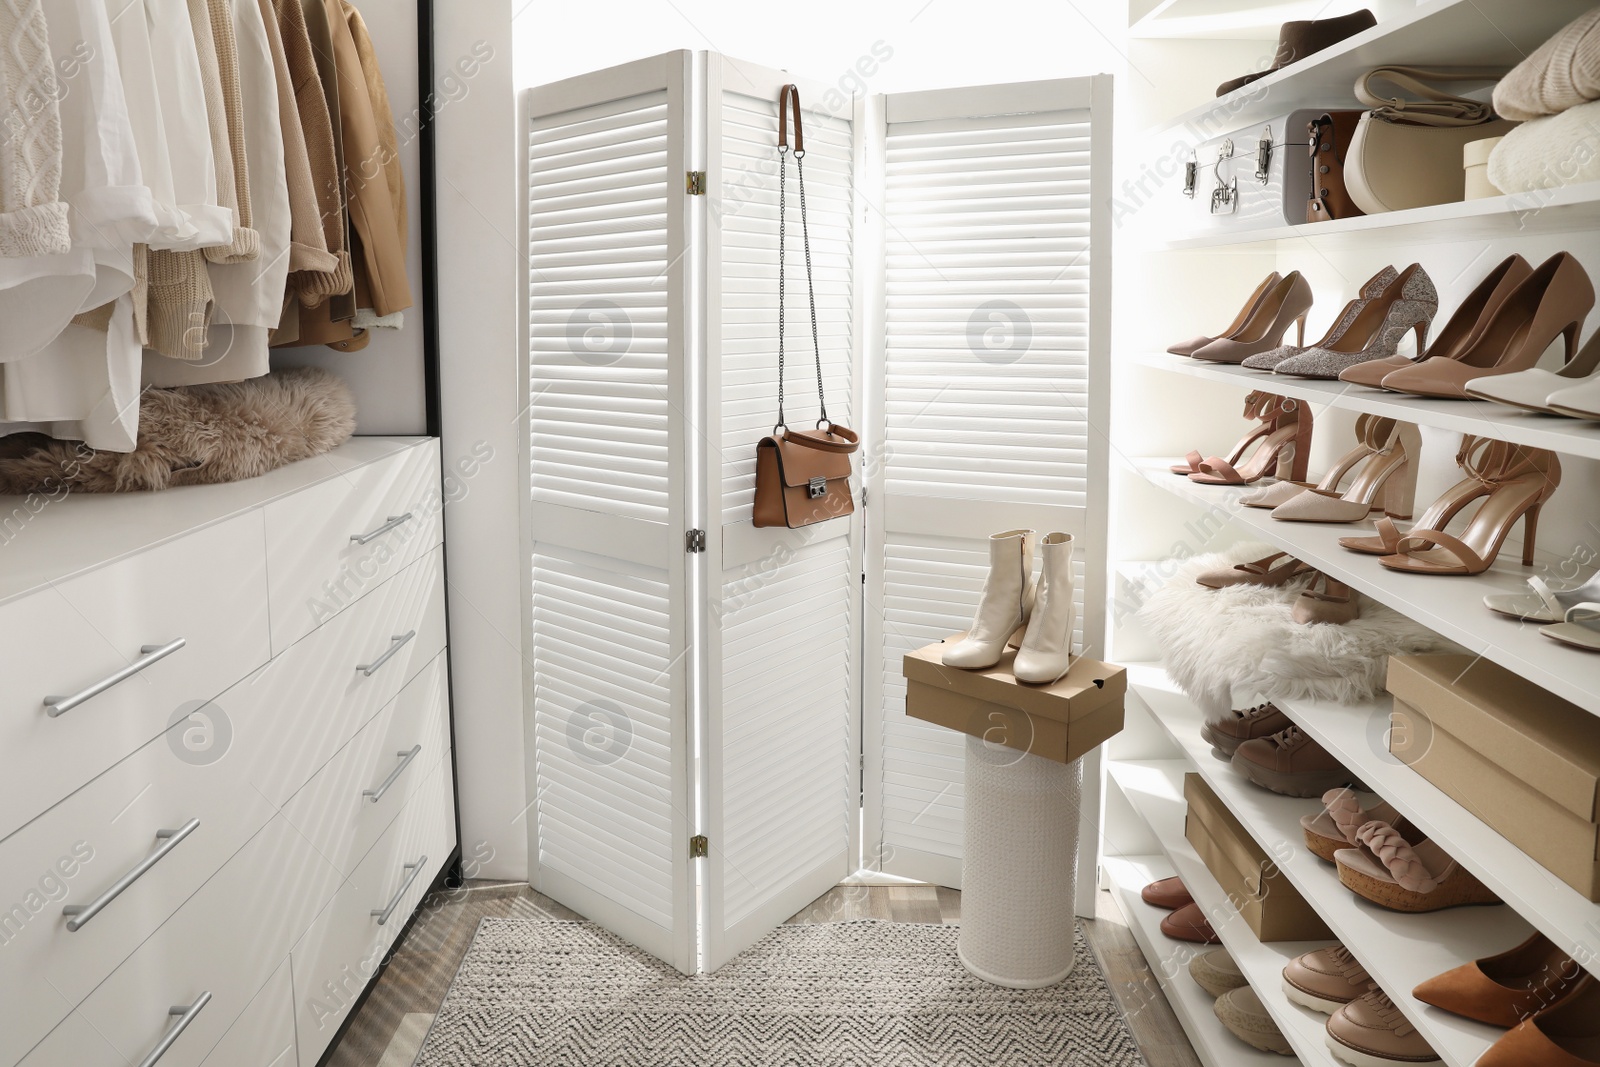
[372,855,428,926]
[63,818,200,931]
[351,513,414,545]
[357,631,416,677]
[44,639,188,717]
[363,745,423,803]
[137,992,211,1067]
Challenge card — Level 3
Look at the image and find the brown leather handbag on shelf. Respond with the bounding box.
[753,85,859,530]
[1306,110,1367,223]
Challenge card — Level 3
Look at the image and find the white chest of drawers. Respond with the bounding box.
[0,438,456,1067]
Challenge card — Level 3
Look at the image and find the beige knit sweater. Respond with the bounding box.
[257,0,336,277]
[1495,8,1600,121]
[202,0,260,264]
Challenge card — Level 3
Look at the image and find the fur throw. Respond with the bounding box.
[0,367,356,493]
[1137,543,1463,717]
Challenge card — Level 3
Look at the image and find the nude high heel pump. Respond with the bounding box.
[1241,413,1384,508]
[1242,266,1399,371]
[1270,421,1421,523]
[1014,533,1074,685]
[1380,443,1561,576]
[1340,254,1532,388]
[1382,252,1596,399]
[943,530,1036,669]
[1168,272,1282,356]
[1191,272,1315,365]
[1337,436,1496,556]
[1272,264,1439,380]
[1188,397,1313,485]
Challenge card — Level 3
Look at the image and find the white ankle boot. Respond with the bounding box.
[1014,533,1075,685]
[943,529,1036,669]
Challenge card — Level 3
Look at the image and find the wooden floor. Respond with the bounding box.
[326,880,1203,1067]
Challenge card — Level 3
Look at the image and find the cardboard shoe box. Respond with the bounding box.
[1184,773,1333,942]
[902,637,1126,765]
[1388,654,1600,901]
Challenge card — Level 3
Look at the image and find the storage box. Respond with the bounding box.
[1387,655,1600,901]
[1463,136,1504,200]
[1184,774,1333,942]
[902,637,1125,765]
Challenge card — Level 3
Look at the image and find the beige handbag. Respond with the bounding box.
[1346,67,1517,214]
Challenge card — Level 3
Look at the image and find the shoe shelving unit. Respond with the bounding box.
[1104,3,1600,1066]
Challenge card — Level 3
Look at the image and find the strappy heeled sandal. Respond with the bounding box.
[1271,420,1421,523]
[1171,390,1279,476]
[1242,413,1381,509]
[1301,787,1408,863]
[1195,551,1313,590]
[1293,573,1359,625]
[1484,571,1600,622]
[1188,397,1313,486]
[1542,603,1600,652]
[1380,441,1561,576]
[1336,822,1501,912]
[1337,436,1494,555]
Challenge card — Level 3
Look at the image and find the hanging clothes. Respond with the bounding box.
[145,0,290,387]
[275,0,349,303]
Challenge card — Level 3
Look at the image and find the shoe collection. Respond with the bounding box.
[1171,253,1600,419]
[1181,402,1588,646]
[940,528,1077,685]
[1139,865,1590,1064]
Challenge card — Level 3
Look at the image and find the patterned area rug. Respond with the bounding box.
[414,919,1148,1066]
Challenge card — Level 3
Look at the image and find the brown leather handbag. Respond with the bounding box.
[753,85,859,530]
[1306,111,1367,223]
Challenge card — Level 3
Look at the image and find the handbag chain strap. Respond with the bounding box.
[1355,66,1508,127]
[775,83,828,435]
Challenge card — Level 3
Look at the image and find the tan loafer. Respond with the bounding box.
[1326,990,1441,1066]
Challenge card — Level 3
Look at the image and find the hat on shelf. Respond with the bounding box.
[1217,9,1378,97]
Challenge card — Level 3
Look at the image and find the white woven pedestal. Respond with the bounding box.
[957,734,1083,988]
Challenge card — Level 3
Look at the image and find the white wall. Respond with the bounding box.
[434,0,528,881]
[512,0,1129,93]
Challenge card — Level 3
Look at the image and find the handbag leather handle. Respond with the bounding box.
[1354,66,1508,126]
[781,425,860,454]
[778,83,804,155]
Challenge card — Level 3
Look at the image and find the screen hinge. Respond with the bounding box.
[689,835,709,858]
[686,170,707,195]
[686,529,706,553]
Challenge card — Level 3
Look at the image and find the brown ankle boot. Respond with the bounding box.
[1232,725,1361,797]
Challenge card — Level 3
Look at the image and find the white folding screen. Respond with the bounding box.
[520,52,697,973]
[700,56,863,971]
[522,54,1110,971]
[862,77,1113,889]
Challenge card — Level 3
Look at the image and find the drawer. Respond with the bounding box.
[264,441,442,652]
[75,816,341,1067]
[0,513,271,841]
[17,1010,122,1067]
[231,549,447,808]
[0,726,277,1067]
[291,760,455,1065]
[200,960,296,1067]
[282,652,451,877]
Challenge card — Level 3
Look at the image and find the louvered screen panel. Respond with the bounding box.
[530,545,676,929]
[717,537,854,925]
[528,90,672,522]
[883,110,1092,508]
[717,91,854,521]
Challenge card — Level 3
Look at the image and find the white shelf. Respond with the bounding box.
[1129,457,1600,718]
[1122,668,1534,1067]
[1267,687,1600,986]
[1152,0,1596,136]
[1132,352,1600,462]
[1150,183,1600,252]
[1103,853,1314,1067]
